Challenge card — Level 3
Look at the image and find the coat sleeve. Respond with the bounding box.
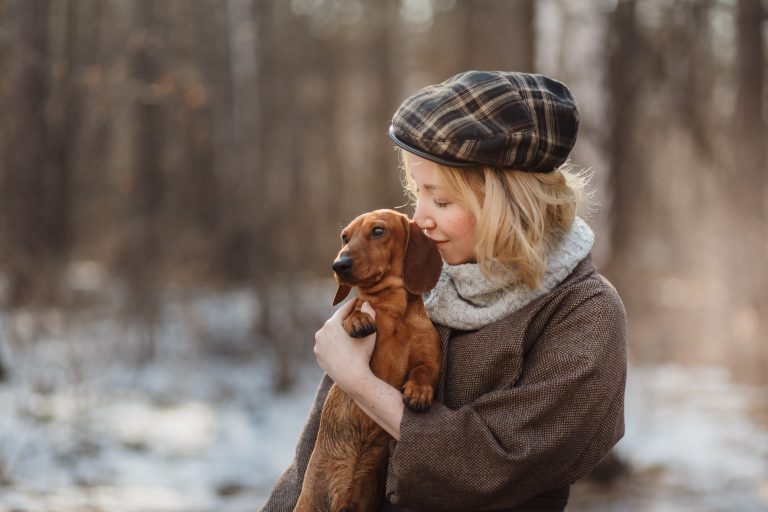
[259,374,333,512]
[385,282,627,511]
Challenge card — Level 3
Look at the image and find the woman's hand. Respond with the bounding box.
[315,299,404,439]
[314,299,377,391]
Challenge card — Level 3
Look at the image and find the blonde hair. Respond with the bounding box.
[400,151,590,290]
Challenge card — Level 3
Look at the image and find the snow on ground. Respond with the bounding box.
[569,364,768,512]
[1,288,767,511]
[0,286,327,512]
[0,347,323,512]
[620,364,768,489]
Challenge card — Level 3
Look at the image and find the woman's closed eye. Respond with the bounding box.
[433,199,449,208]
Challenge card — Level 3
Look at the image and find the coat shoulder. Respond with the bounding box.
[545,255,625,315]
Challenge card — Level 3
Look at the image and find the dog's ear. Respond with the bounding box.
[333,284,352,306]
[402,219,443,295]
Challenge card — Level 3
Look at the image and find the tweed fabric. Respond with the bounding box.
[259,256,627,512]
[389,71,579,172]
[424,217,594,330]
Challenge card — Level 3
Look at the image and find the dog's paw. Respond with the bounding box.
[343,312,377,338]
[402,380,434,412]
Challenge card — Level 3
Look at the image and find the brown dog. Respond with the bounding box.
[294,209,443,512]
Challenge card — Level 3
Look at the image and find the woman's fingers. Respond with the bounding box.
[329,298,375,322]
[360,301,376,320]
[332,297,357,321]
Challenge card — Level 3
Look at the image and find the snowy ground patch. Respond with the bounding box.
[0,286,326,512]
[569,363,768,512]
[1,289,767,511]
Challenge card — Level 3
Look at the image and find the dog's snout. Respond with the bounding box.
[332,255,353,275]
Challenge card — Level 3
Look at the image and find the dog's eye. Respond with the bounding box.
[341,234,350,245]
[371,227,385,238]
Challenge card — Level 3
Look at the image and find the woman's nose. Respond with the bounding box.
[413,200,436,230]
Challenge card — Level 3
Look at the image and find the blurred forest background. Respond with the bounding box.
[0,0,767,510]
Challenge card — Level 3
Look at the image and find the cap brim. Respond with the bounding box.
[388,125,476,168]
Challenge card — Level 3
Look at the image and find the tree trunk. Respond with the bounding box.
[605,0,647,277]
[1,0,51,308]
[122,0,166,363]
[733,0,766,215]
[46,0,78,282]
[729,0,767,380]
[251,0,305,392]
[461,0,535,72]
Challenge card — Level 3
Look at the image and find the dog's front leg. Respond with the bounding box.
[342,299,377,338]
[402,329,441,412]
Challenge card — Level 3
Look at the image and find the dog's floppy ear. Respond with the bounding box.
[333,284,351,306]
[402,219,443,294]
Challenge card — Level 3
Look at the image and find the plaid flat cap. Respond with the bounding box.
[389,71,579,172]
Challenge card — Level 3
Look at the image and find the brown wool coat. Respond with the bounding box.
[261,255,627,512]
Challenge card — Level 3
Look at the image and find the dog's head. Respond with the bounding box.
[332,209,443,305]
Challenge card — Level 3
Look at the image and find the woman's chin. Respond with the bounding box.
[439,250,475,266]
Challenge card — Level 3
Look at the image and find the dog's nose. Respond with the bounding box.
[332,255,353,275]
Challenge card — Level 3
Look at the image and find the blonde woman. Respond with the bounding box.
[263,71,627,512]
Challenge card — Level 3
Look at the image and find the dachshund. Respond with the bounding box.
[294,209,443,512]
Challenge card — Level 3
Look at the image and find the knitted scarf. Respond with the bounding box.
[423,217,595,330]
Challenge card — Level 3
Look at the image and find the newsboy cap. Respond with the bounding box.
[389,70,579,172]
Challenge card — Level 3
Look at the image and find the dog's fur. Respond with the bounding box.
[293,209,443,512]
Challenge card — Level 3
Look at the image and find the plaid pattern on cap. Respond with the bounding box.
[389,71,579,172]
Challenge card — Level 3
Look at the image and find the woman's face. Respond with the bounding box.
[407,153,477,265]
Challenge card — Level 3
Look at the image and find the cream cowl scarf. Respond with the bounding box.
[423,217,595,331]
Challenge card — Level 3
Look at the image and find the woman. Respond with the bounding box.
[263,71,627,512]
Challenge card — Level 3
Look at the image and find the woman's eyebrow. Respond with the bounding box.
[410,177,438,191]
[408,172,440,190]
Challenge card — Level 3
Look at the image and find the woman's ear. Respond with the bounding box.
[403,220,443,294]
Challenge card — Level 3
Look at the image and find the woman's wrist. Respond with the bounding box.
[346,371,404,440]
[334,364,374,393]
